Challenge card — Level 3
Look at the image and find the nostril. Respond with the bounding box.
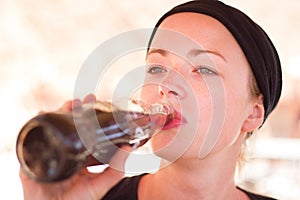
[168,90,179,96]
[159,90,164,96]
[158,85,180,97]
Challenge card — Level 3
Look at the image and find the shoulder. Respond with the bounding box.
[238,187,278,200]
[101,174,146,200]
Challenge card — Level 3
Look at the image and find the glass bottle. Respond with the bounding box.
[16,101,173,182]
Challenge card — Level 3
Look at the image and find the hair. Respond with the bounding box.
[149,0,282,178]
[248,68,263,134]
[149,0,282,122]
[237,71,262,172]
[249,71,261,99]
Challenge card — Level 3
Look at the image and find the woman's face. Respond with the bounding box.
[141,13,261,161]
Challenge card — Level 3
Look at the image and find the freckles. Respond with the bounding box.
[226,83,250,115]
[194,81,222,115]
[194,79,231,158]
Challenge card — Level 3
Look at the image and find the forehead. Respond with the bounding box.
[157,12,232,45]
[150,13,245,63]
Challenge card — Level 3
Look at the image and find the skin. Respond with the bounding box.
[20,13,265,200]
[138,13,265,200]
[19,94,132,200]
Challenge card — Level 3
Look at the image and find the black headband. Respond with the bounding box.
[149,0,282,121]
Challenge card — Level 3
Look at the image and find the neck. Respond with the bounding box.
[157,152,238,199]
[140,134,247,200]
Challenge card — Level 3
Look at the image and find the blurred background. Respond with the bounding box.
[0,0,299,199]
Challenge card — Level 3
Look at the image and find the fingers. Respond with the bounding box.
[83,93,97,104]
[19,169,44,200]
[59,93,97,112]
[59,99,82,112]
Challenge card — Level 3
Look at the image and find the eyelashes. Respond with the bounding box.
[147,64,218,76]
[192,65,218,76]
[147,65,167,74]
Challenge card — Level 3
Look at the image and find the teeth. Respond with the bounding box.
[151,104,162,112]
[129,99,174,117]
[150,103,168,115]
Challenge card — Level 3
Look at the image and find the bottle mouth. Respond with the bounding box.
[16,117,80,182]
[127,99,175,134]
[17,121,65,181]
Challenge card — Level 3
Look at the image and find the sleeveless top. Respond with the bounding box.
[102,174,277,200]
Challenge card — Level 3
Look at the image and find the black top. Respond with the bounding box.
[102,174,278,200]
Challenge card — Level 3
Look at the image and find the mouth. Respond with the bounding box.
[162,109,186,130]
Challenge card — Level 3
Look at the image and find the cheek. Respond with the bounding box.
[226,77,252,123]
[195,80,250,156]
[139,84,160,104]
[221,67,252,125]
[212,83,251,148]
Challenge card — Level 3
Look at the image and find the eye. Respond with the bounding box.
[147,65,167,74]
[193,65,218,76]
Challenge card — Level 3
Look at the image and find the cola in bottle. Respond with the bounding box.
[16,101,173,182]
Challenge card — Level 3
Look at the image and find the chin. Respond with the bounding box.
[150,131,176,152]
[150,131,193,163]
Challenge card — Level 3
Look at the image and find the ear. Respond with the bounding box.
[241,95,265,132]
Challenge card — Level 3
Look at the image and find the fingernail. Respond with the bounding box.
[72,99,82,108]
[84,93,96,103]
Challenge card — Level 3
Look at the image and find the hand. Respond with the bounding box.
[19,94,132,200]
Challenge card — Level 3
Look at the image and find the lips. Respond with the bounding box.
[162,109,186,130]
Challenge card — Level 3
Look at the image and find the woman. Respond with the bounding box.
[20,0,282,199]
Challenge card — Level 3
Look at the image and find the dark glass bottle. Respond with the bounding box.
[16,101,173,182]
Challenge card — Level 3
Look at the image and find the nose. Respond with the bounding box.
[158,83,185,100]
[159,66,189,100]
[158,85,177,96]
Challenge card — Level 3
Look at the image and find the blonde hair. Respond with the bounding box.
[237,71,261,171]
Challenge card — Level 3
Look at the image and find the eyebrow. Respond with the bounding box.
[189,49,227,62]
[146,49,168,58]
[147,48,226,62]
